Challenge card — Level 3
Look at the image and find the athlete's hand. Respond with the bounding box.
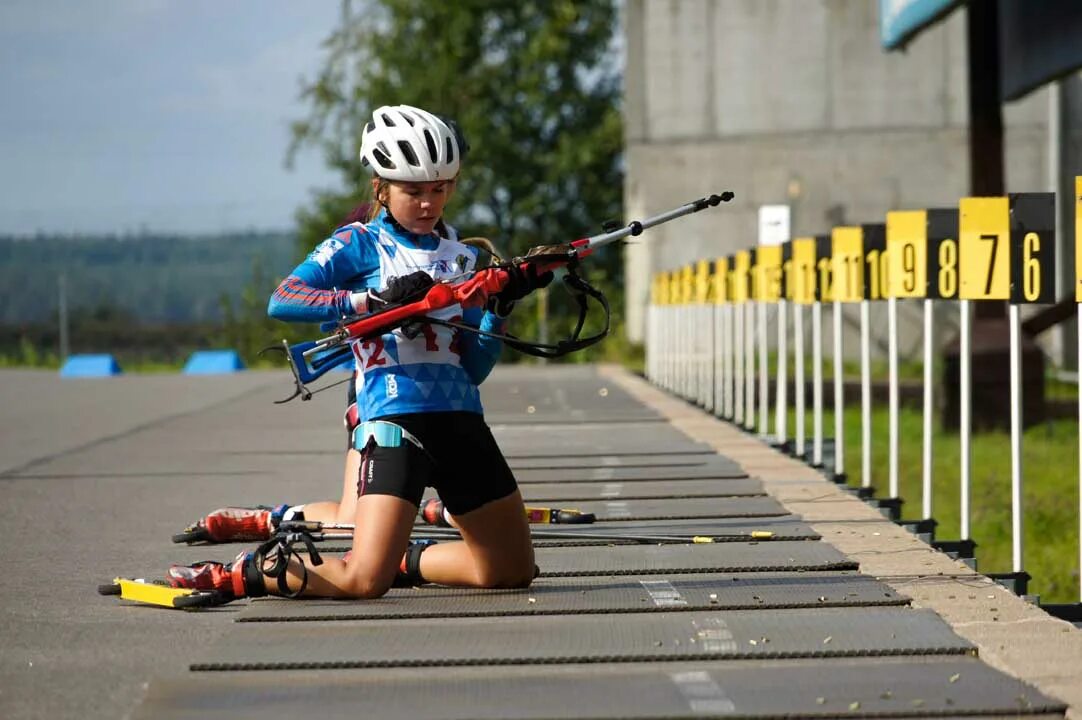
[370,271,435,308]
[488,263,554,317]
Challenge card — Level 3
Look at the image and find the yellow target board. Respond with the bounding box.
[886,210,927,299]
[1008,193,1054,305]
[831,226,864,303]
[959,197,1010,300]
[755,245,784,302]
[694,259,712,304]
[713,257,728,304]
[814,235,833,302]
[1077,178,1082,302]
[861,223,888,300]
[791,237,817,305]
[679,264,694,305]
[732,250,751,302]
[926,209,959,300]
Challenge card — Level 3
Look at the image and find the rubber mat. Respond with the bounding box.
[135,657,1065,719]
[513,460,746,483]
[517,478,767,501]
[534,541,856,576]
[509,452,721,469]
[238,572,907,622]
[190,608,973,671]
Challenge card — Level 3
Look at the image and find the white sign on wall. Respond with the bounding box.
[758,205,790,246]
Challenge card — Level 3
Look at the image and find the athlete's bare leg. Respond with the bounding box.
[416,490,534,588]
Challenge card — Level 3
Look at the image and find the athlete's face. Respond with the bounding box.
[376,178,456,235]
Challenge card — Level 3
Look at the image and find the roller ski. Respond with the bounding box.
[419,498,596,527]
[98,551,257,610]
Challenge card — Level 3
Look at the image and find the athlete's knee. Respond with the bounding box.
[340,552,396,598]
[341,568,394,599]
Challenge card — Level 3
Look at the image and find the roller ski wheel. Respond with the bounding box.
[172,525,212,544]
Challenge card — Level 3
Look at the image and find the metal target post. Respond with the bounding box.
[813,235,831,467]
[713,259,728,418]
[757,205,789,441]
[733,251,748,426]
[758,288,769,436]
[924,209,959,527]
[695,260,713,410]
[863,225,888,503]
[887,210,935,529]
[745,251,757,431]
[958,194,1054,595]
[832,227,864,485]
[776,243,791,448]
[1077,176,1082,603]
[684,264,695,401]
[793,238,816,460]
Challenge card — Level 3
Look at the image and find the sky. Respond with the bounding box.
[0,1,345,236]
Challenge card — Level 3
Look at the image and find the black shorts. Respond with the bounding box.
[355,411,518,516]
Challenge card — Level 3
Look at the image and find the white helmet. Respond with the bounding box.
[359,105,462,182]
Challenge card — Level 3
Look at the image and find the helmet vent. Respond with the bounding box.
[397,140,419,167]
[423,130,438,162]
[372,146,395,169]
[380,113,396,127]
[445,137,455,164]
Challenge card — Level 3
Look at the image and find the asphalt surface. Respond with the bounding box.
[0,365,1070,719]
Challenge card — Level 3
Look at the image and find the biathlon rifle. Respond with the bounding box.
[271,191,734,403]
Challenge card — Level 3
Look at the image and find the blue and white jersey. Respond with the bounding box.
[268,210,505,421]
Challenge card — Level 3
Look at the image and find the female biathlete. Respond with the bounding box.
[168,104,551,599]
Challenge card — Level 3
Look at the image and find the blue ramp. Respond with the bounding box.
[182,350,245,375]
[59,354,122,378]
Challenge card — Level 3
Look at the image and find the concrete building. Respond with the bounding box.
[622,0,1079,363]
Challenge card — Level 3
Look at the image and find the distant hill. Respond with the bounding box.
[0,231,298,325]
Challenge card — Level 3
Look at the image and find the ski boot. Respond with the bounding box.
[172,504,300,544]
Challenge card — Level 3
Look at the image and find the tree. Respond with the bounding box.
[288,0,626,360]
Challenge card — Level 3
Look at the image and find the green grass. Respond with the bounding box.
[780,401,1081,603]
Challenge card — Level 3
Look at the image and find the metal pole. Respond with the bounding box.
[960,299,972,539]
[889,296,900,498]
[776,299,788,446]
[1078,304,1082,600]
[833,300,845,480]
[745,301,755,429]
[58,273,70,363]
[1009,303,1024,574]
[704,304,714,411]
[922,299,935,519]
[734,301,745,425]
[795,303,806,458]
[758,300,769,436]
[861,299,872,489]
[714,300,724,415]
[812,302,824,466]
[722,303,731,418]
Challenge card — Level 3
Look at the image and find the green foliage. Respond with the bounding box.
[784,403,1080,603]
[288,0,626,362]
[0,231,296,325]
